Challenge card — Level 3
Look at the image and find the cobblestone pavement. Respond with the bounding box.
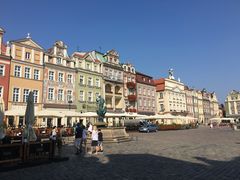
[1,126,240,180]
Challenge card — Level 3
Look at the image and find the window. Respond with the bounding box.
[13,88,20,102]
[33,90,38,103]
[143,88,146,95]
[88,92,93,102]
[48,88,54,100]
[79,61,82,68]
[159,93,163,99]
[0,86,3,97]
[67,90,72,102]
[67,74,72,83]
[148,89,150,96]
[25,52,31,60]
[160,104,164,111]
[58,73,64,82]
[24,67,31,79]
[95,79,100,87]
[79,91,84,101]
[14,66,21,77]
[139,87,142,94]
[139,99,142,106]
[88,77,93,86]
[79,75,84,85]
[86,63,91,70]
[132,77,135,82]
[58,89,63,101]
[94,65,97,72]
[144,100,147,107]
[49,71,54,81]
[23,89,30,102]
[0,65,5,76]
[34,69,40,80]
[57,57,62,64]
[152,101,155,108]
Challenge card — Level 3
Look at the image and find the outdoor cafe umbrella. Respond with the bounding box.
[23,91,37,142]
[0,98,5,140]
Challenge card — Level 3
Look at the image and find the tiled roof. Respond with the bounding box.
[156,84,165,91]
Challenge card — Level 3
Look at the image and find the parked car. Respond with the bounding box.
[139,124,158,133]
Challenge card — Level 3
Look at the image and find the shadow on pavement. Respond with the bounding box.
[1,152,240,180]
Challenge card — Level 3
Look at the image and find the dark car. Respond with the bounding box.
[139,124,158,133]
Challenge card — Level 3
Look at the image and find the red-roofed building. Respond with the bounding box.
[154,76,186,115]
[0,27,11,111]
[136,71,156,115]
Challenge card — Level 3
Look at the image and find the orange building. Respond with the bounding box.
[6,34,44,127]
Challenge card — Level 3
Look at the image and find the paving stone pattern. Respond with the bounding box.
[1,126,240,180]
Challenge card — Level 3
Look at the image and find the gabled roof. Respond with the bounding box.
[10,38,44,50]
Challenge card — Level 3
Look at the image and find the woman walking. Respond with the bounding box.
[90,126,98,154]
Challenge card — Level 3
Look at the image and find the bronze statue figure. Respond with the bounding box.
[96,95,107,122]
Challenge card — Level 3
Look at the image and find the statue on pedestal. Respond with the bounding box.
[168,68,175,80]
[96,95,107,123]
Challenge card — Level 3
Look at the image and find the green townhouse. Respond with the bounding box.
[72,51,103,113]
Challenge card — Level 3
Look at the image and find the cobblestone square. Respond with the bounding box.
[1,126,240,180]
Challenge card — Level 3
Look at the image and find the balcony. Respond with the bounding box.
[105,90,113,94]
[127,82,136,89]
[127,108,137,113]
[128,95,137,102]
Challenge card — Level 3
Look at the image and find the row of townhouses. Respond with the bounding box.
[0,28,220,127]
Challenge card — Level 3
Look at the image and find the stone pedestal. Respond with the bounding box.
[96,127,131,143]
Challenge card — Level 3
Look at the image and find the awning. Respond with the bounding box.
[79,112,98,117]
[5,109,25,116]
[36,110,65,117]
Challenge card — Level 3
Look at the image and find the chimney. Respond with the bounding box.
[0,27,5,55]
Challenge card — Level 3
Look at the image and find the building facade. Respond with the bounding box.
[184,86,199,119]
[73,51,103,113]
[43,41,76,127]
[196,90,204,123]
[102,50,124,113]
[7,34,44,127]
[136,72,156,115]
[122,63,137,113]
[154,78,186,115]
[0,28,11,111]
[225,90,240,119]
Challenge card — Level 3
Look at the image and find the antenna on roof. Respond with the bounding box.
[99,46,102,52]
[77,45,79,52]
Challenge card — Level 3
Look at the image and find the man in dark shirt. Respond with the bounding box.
[75,123,83,154]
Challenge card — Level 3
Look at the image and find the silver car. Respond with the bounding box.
[139,124,158,133]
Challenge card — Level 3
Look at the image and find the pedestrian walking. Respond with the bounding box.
[57,125,64,156]
[90,126,98,154]
[50,126,57,157]
[98,129,103,152]
[74,123,83,155]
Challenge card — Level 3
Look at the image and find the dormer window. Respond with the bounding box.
[25,52,31,60]
[57,57,62,64]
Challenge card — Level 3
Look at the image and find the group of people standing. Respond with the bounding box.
[74,122,103,155]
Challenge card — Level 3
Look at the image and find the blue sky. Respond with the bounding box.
[1,0,240,103]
